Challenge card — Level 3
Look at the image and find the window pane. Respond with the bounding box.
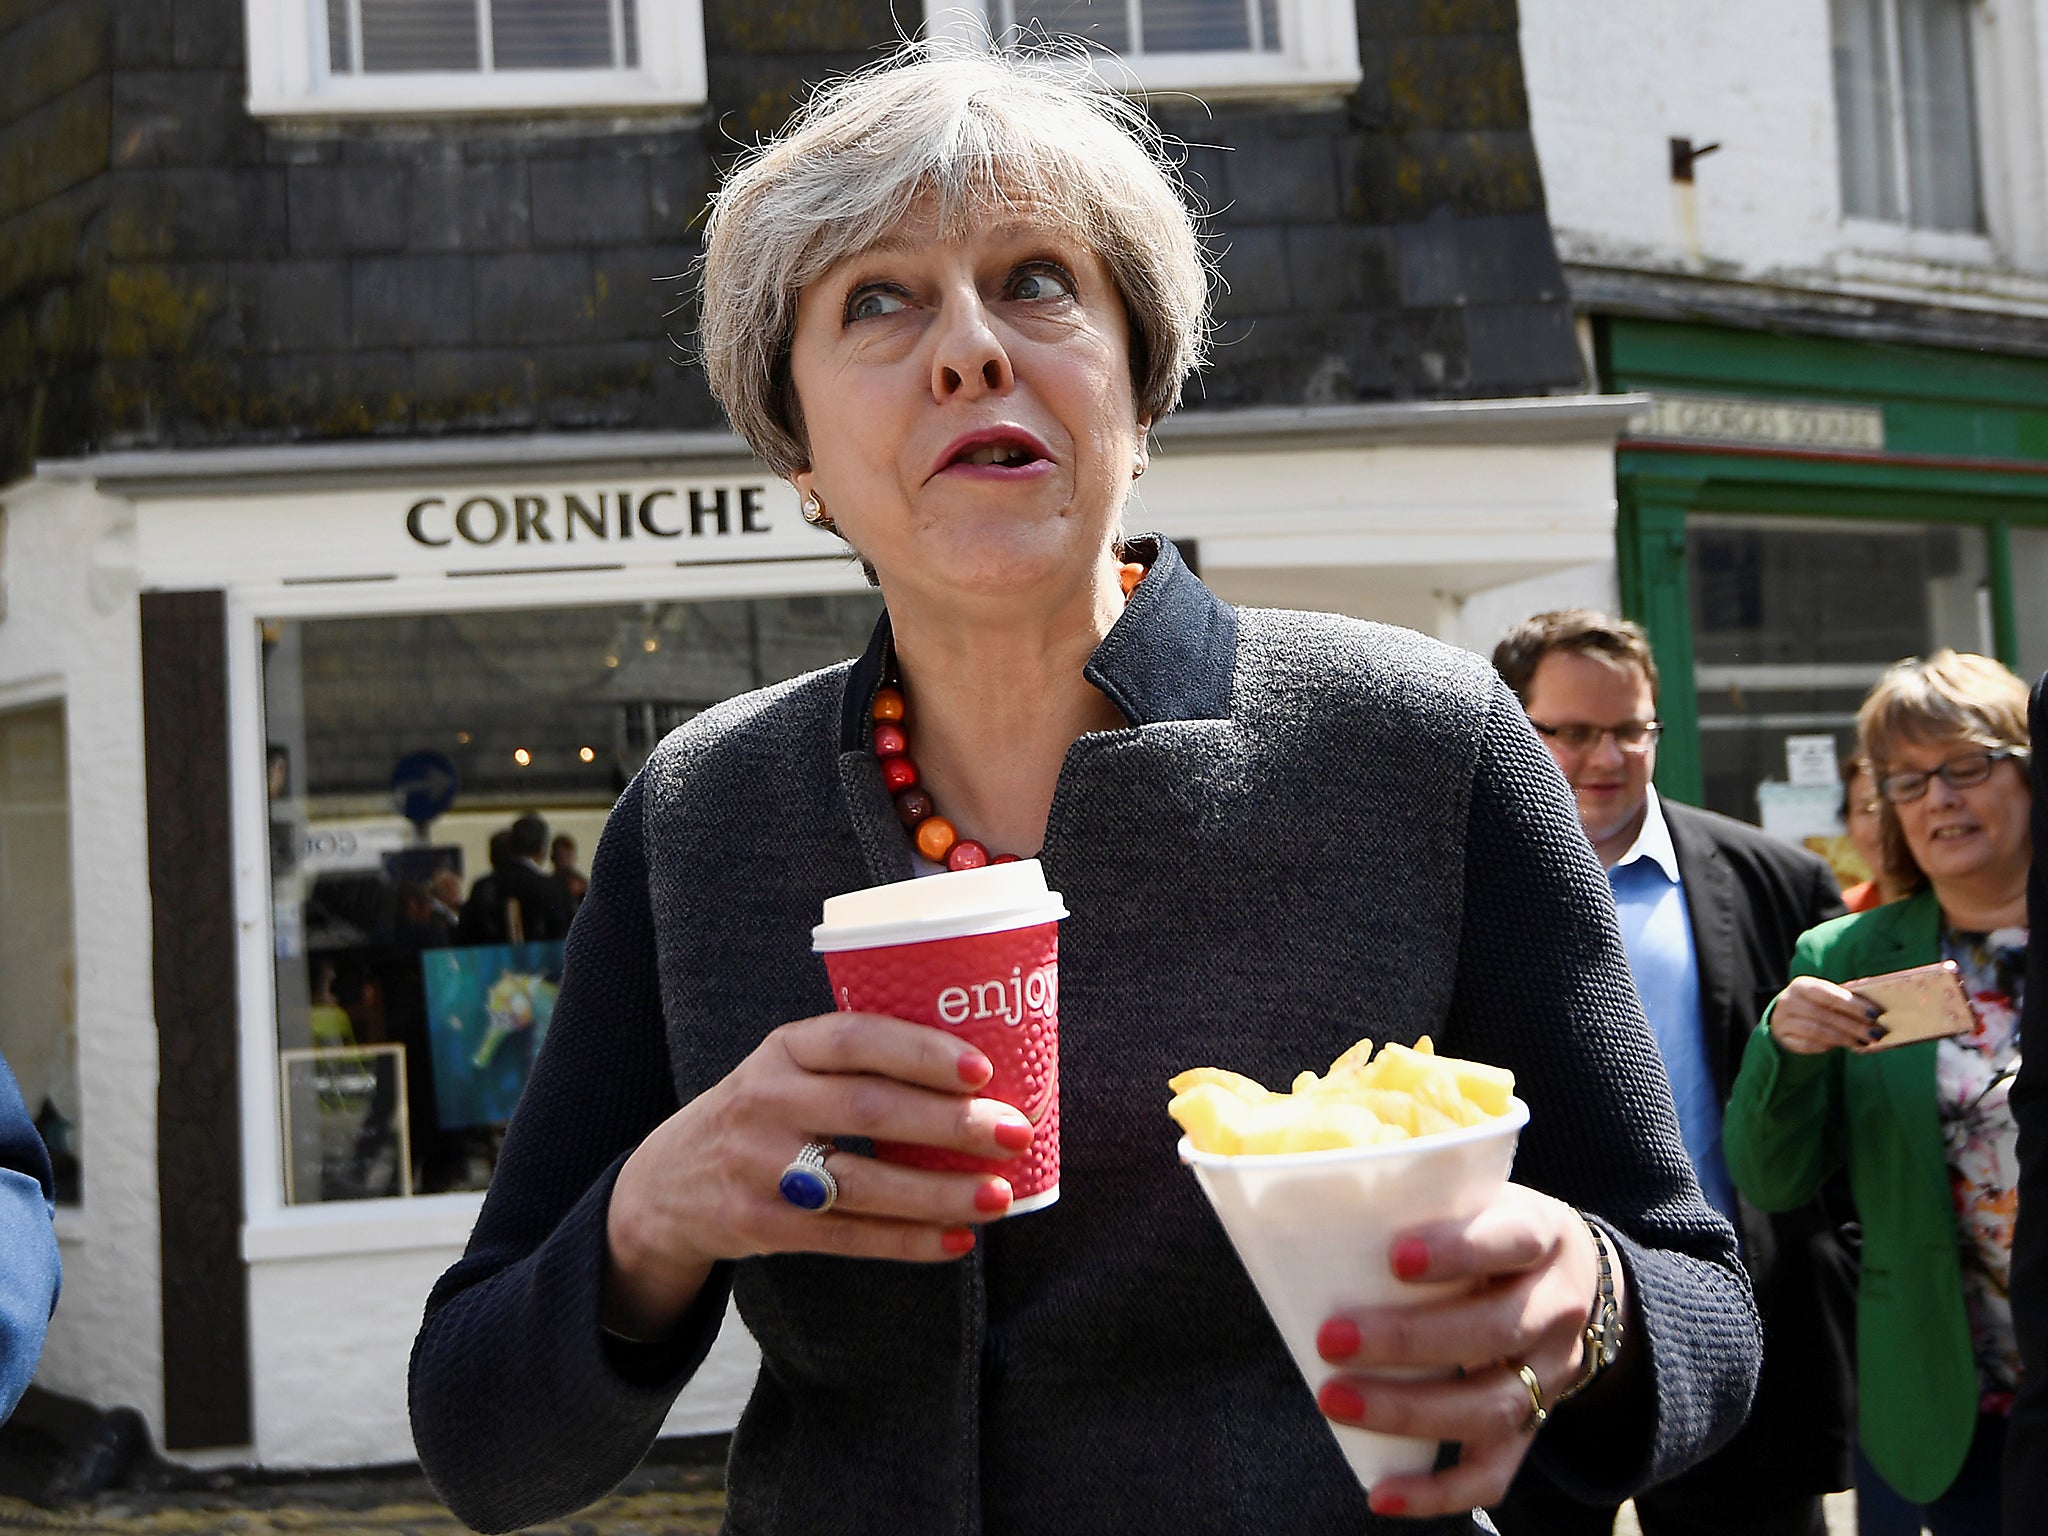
[1143,0,1251,52]
[1688,515,1989,845]
[261,592,883,1202]
[493,0,619,68]
[1257,0,1280,51]
[622,0,638,66]
[1010,0,1131,53]
[1897,0,1983,231]
[1831,0,1900,220]
[2011,526,2048,687]
[360,0,481,73]
[0,703,80,1205]
[327,0,355,73]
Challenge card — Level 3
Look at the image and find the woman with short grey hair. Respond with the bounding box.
[412,44,1759,1534]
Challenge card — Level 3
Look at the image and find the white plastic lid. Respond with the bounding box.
[812,859,1068,951]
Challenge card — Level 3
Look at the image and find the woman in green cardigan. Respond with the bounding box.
[1726,652,2030,1535]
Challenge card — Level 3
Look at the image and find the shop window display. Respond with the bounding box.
[2010,525,2048,686]
[261,591,883,1202]
[1688,514,1990,880]
[0,701,80,1205]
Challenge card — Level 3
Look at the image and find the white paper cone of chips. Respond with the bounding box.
[1179,1097,1529,1492]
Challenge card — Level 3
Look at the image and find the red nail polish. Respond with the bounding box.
[1391,1237,1429,1280]
[1317,1381,1366,1422]
[940,1227,977,1255]
[958,1051,993,1086]
[1316,1317,1360,1362]
[974,1179,1013,1213]
[1371,1492,1408,1516]
[992,1118,1034,1152]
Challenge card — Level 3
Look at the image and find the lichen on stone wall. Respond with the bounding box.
[103,266,224,358]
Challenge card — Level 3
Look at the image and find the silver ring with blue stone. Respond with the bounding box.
[778,1139,838,1213]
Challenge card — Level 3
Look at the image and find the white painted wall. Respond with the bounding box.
[1164,434,1623,650]
[243,1217,761,1467]
[1519,0,2048,290]
[0,476,165,1437]
[1520,0,1841,273]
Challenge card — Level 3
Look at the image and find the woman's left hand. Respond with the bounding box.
[1312,1182,1613,1520]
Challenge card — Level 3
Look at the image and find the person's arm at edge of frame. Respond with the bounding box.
[1721,929,1849,1217]
[0,1048,59,1424]
[1450,680,1759,1503]
[2001,673,2048,1532]
[409,775,725,1535]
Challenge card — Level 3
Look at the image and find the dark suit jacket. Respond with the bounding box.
[2005,675,2047,1531]
[1657,798,1854,1500]
[495,860,573,944]
[412,552,1764,1536]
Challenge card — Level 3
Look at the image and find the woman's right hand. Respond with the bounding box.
[601,1012,1031,1339]
[1767,976,1886,1056]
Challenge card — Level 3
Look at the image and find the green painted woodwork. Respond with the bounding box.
[1619,469,1707,805]
[1603,317,2048,809]
[1603,318,2048,465]
[1990,521,2019,665]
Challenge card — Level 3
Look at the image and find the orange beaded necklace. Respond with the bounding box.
[871,560,1146,870]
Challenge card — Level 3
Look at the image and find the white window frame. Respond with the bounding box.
[925,0,1361,100]
[1832,0,2048,277]
[227,556,873,1235]
[244,0,707,119]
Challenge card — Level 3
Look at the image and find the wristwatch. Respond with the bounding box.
[1556,1215,1622,1404]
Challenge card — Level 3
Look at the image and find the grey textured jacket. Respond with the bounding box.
[410,538,1760,1535]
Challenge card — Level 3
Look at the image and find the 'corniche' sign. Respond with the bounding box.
[133,474,829,590]
[1640,392,1885,453]
[405,484,773,547]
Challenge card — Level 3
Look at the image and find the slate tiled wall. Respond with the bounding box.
[0,0,1580,480]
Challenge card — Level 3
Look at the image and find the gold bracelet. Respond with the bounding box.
[1553,1215,1621,1406]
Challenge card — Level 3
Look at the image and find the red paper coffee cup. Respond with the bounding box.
[812,861,1066,1214]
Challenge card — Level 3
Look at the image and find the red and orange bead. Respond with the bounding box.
[876,682,1012,865]
[872,565,1141,865]
[915,816,958,863]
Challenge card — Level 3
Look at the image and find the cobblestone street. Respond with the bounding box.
[0,1455,726,1536]
[0,1477,1861,1535]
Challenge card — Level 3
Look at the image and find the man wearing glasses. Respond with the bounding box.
[1486,610,1850,1536]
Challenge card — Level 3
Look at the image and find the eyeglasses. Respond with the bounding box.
[1876,748,2028,805]
[1529,719,1663,754]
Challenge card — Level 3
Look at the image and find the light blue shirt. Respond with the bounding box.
[1606,789,1740,1226]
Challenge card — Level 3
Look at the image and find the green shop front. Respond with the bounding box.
[1597,319,2048,871]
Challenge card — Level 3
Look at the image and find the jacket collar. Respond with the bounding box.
[1611,787,1681,885]
[1662,798,1740,1091]
[839,534,1238,750]
[1865,885,1943,964]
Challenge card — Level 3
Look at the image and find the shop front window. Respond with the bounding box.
[2010,524,2048,686]
[1688,514,1990,882]
[0,701,81,1204]
[260,591,883,1204]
